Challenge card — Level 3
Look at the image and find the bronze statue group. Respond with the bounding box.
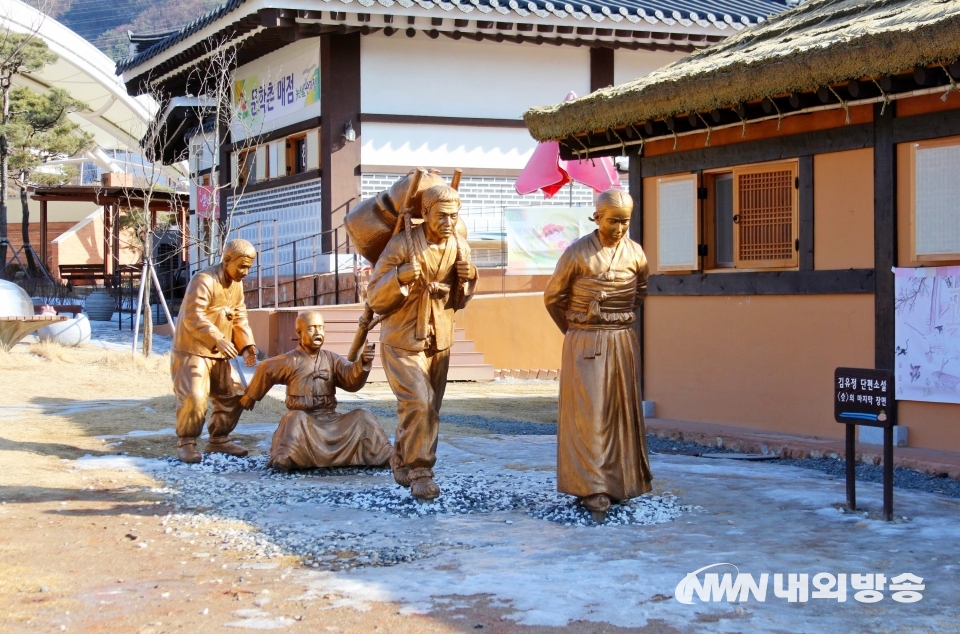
[170,173,650,521]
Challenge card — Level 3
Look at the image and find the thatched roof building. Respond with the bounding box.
[524,0,960,149]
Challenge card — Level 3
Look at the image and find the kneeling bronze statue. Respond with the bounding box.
[238,310,392,471]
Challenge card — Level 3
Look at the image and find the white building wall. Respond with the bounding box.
[361,123,537,171]
[361,35,590,119]
[613,49,689,87]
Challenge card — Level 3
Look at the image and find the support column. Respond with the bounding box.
[798,155,814,271]
[590,47,614,93]
[873,102,897,372]
[628,153,644,394]
[39,199,48,272]
[112,204,121,283]
[320,33,361,253]
[103,203,112,279]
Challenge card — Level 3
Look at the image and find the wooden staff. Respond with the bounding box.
[348,168,426,361]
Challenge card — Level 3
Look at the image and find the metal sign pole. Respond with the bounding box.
[884,426,894,521]
[845,424,856,511]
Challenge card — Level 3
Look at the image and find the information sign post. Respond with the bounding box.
[834,367,896,521]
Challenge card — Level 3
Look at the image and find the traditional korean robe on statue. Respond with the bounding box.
[244,347,393,469]
[543,232,653,501]
[366,224,474,480]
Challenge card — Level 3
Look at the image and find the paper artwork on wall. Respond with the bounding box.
[504,207,595,275]
[894,266,960,403]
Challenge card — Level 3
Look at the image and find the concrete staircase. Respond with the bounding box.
[283,304,495,382]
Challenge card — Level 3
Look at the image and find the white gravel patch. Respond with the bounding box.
[148,452,695,570]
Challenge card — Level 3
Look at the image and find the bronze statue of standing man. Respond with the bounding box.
[171,239,258,463]
[544,189,652,521]
[367,185,477,501]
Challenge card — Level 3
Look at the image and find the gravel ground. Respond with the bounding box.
[149,453,695,572]
[645,435,960,499]
[772,456,960,498]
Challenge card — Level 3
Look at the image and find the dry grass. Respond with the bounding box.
[0,343,170,376]
[94,349,170,375]
[26,340,72,363]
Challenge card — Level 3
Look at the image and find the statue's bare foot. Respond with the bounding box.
[390,453,412,488]
[176,439,201,463]
[581,494,611,523]
[205,437,249,457]
[411,476,440,502]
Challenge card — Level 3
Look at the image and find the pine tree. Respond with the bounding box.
[8,86,93,275]
[0,33,58,274]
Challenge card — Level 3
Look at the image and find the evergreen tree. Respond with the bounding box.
[0,33,58,273]
[7,86,93,274]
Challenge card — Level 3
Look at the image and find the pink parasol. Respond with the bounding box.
[515,92,622,199]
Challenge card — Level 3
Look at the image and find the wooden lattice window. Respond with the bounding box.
[733,162,799,269]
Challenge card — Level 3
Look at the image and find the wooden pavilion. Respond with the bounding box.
[30,184,189,285]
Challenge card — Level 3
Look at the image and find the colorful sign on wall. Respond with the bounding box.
[233,49,320,124]
[197,185,215,219]
[894,266,960,404]
[504,207,595,276]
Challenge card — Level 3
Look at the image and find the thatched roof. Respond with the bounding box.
[524,0,960,141]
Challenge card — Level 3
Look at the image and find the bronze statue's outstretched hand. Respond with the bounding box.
[216,338,239,358]
[361,342,376,365]
[398,260,421,285]
[456,260,477,281]
[242,345,258,367]
[238,394,256,411]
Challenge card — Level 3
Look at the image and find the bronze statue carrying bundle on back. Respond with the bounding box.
[344,167,477,502]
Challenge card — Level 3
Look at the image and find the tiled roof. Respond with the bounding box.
[118,0,245,74]
[117,0,795,75]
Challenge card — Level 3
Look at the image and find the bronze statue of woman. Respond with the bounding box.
[543,189,653,521]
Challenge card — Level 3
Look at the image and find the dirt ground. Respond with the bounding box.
[0,343,679,633]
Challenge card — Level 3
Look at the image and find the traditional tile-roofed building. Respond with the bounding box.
[116,0,794,279]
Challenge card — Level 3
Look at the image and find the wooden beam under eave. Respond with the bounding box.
[590,47,614,92]
[320,32,361,253]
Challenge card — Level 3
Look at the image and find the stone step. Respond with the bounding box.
[367,364,495,383]
[320,331,470,345]
[278,304,493,381]
[321,345,484,365]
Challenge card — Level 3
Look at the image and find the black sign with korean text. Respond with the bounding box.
[834,368,895,428]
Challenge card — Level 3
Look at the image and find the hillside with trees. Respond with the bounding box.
[29,0,220,60]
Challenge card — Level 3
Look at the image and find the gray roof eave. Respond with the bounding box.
[116,0,791,79]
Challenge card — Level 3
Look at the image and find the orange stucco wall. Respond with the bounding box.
[638,96,960,452]
[644,294,875,440]
[813,149,874,270]
[455,292,564,371]
[899,402,960,452]
[641,176,660,272]
[644,105,874,157]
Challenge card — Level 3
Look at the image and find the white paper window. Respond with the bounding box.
[306,131,319,170]
[255,146,267,181]
[915,143,960,258]
[657,175,698,271]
